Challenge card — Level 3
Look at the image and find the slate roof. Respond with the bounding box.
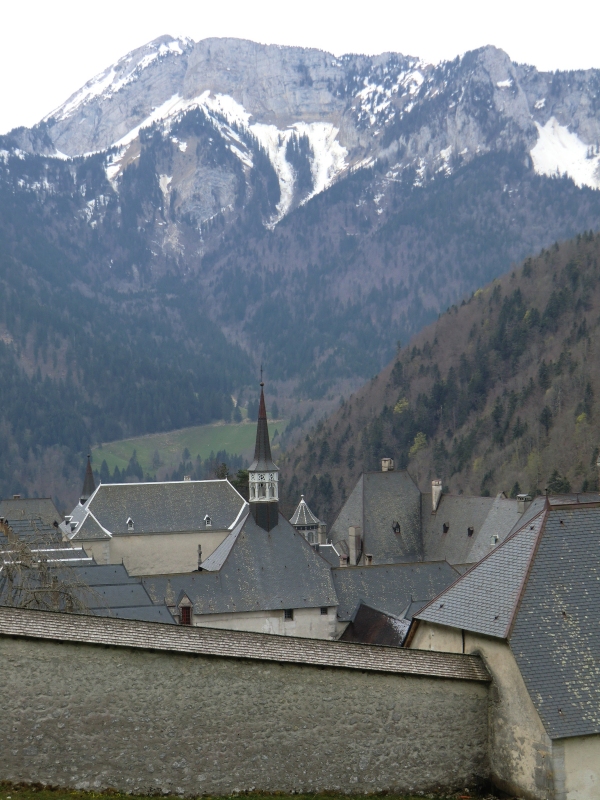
[71,564,175,624]
[0,516,63,547]
[143,511,337,615]
[421,493,500,564]
[332,561,459,621]
[510,505,600,739]
[249,385,279,473]
[0,497,62,527]
[290,495,321,527]
[339,602,410,647]
[414,498,600,739]
[330,471,423,564]
[63,479,246,540]
[81,455,96,502]
[416,511,545,637]
[0,605,490,681]
[313,542,340,567]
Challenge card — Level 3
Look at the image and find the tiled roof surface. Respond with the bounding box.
[71,512,111,541]
[143,512,337,614]
[0,517,63,547]
[510,506,600,739]
[421,494,497,564]
[466,494,522,563]
[0,497,62,526]
[333,561,459,621]
[0,605,490,681]
[339,602,410,647]
[69,480,245,537]
[362,472,423,562]
[290,495,321,527]
[416,512,545,637]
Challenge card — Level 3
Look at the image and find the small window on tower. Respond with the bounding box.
[284,609,294,620]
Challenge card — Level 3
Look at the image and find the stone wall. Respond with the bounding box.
[0,634,489,795]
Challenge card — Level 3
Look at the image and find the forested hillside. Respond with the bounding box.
[281,231,600,523]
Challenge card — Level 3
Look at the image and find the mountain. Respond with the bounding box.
[280,231,600,523]
[3,37,600,504]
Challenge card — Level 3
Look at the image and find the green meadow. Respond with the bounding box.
[92,419,287,476]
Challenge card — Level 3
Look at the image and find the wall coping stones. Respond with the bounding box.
[0,605,490,681]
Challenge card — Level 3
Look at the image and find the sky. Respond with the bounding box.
[1,0,599,134]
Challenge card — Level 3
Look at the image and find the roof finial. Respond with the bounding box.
[260,363,264,387]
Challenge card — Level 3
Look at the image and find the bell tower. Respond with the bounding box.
[248,379,279,531]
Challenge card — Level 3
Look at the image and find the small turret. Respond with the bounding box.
[80,454,96,504]
[248,380,279,531]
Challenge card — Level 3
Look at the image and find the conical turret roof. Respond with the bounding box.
[249,383,279,473]
[290,495,321,527]
[81,455,96,502]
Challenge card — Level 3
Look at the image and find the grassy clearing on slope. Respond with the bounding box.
[92,420,288,477]
[0,787,490,800]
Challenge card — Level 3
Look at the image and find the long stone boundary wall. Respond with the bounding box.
[0,608,490,795]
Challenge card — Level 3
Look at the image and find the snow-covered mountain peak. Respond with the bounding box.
[46,35,193,124]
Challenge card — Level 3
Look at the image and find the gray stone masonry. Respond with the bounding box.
[0,637,488,795]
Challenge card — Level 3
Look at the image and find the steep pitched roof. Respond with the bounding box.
[330,471,423,564]
[290,495,321,527]
[421,493,498,564]
[249,384,278,473]
[81,455,96,502]
[415,510,545,637]
[0,497,62,527]
[415,498,600,739]
[333,561,459,621]
[339,602,410,647]
[64,480,245,539]
[143,512,337,615]
[510,504,600,739]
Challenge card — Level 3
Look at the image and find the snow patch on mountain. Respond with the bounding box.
[531,117,600,189]
[47,38,192,122]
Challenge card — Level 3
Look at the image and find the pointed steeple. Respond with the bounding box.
[248,379,279,531]
[250,383,276,471]
[80,454,96,504]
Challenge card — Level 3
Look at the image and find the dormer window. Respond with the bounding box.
[467,526,474,537]
[180,606,192,625]
[127,517,134,532]
[442,522,449,534]
[392,521,401,535]
[204,514,212,527]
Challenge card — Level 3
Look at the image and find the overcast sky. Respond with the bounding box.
[2,0,599,134]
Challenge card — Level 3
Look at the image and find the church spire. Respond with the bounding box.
[248,378,279,531]
[80,454,96,504]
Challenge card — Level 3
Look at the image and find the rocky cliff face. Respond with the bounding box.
[2,37,600,503]
[14,37,600,228]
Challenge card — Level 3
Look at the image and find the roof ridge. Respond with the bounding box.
[412,508,547,625]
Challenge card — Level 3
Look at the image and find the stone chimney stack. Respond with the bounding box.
[348,525,362,566]
[432,480,443,512]
[381,458,394,472]
[517,493,532,514]
[318,522,327,545]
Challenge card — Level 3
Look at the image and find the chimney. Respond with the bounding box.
[381,458,394,472]
[432,480,443,512]
[339,554,349,567]
[365,554,373,566]
[12,494,20,499]
[183,475,191,481]
[348,525,362,566]
[318,522,327,545]
[517,493,532,514]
